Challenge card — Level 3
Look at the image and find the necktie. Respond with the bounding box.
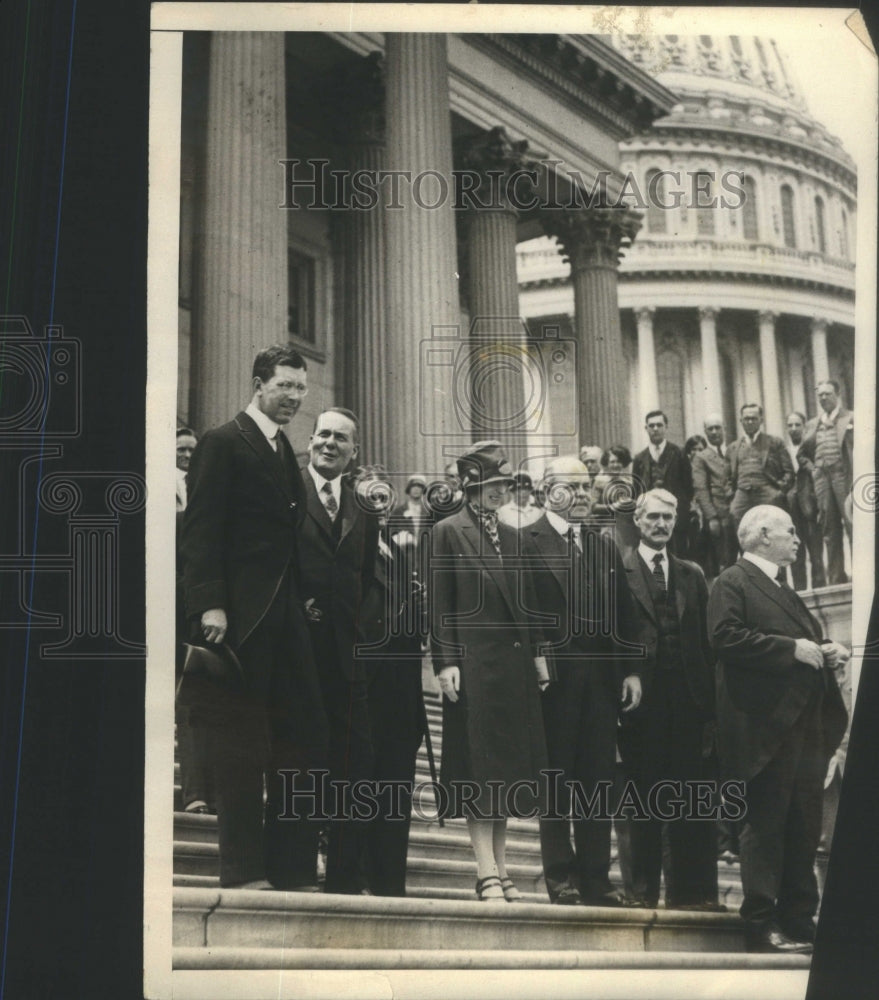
[775,567,786,585]
[322,482,339,521]
[469,503,502,556]
[567,525,582,552]
[273,430,288,469]
[652,552,666,592]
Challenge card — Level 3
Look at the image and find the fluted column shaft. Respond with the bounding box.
[384,34,459,475]
[543,207,642,449]
[811,317,831,387]
[195,33,288,432]
[635,307,659,423]
[758,310,783,436]
[699,306,723,422]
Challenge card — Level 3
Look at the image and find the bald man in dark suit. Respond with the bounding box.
[709,505,848,953]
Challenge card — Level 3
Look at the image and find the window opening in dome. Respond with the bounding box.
[814,196,827,254]
[731,36,743,55]
[695,172,715,236]
[839,208,849,259]
[742,177,759,241]
[780,185,796,248]
[646,169,667,234]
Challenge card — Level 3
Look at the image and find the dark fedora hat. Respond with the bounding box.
[456,440,515,491]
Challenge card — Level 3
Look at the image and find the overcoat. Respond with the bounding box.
[708,558,847,782]
[429,505,547,817]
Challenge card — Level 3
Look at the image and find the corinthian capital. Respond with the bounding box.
[457,125,538,213]
[542,205,643,270]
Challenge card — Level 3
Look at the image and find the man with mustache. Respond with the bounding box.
[619,489,720,911]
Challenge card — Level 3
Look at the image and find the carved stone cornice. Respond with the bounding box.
[542,206,643,270]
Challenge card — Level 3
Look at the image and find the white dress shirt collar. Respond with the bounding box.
[743,550,781,584]
[308,462,342,505]
[649,439,667,462]
[743,430,762,446]
[245,401,284,449]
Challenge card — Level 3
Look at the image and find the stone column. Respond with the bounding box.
[635,307,659,423]
[811,316,831,387]
[459,127,535,464]
[698,306,723,422]
[384,34,460,475]
[195,33,288,433]
[758,310,784,435]
[331,54,388,466]
[543,206,642,449]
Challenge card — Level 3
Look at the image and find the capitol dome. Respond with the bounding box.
[517,34,856,451]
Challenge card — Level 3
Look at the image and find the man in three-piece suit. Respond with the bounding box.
[708,505,848,953]
[727,403,795,528]
[632,410,693,556]
[785,411,826,590]
[181,345,327,889]
[298,407,379,893]
[520,456,643,907]
[798,380,853,585]
[691,414,735,577]
[619,489,720,910]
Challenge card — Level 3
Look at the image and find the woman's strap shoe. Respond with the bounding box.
[475,875,504,901]
[500,877,523,902]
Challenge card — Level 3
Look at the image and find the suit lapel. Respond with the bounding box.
[739,559,816,635]
[235,411,291,500]
[669,556,687,621]
[528,515,574,607]
[337,482,358,546]
[623,549,657,623]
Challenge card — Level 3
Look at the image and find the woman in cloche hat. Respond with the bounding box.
[428,441,550,902]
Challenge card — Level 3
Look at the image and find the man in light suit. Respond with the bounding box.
[691,413,735,577]
[785,411,826,590]
[727,403,795,528]
[181,345,327,890]
[298,407,379,893]
[520,456,643,907]
[798,381,853,585]
[632,411,693,556]
[708,505,848,953]
[619,489,720,910]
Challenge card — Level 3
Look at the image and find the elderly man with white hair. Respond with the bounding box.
[708,505,848,954]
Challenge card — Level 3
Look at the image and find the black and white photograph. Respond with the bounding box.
[143,5,878,999]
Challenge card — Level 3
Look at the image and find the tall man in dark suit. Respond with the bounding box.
[798,381,854,585]
[520,456,643,906]
[727,403,795,528]
[785,411,826,590]
[298,407,379,893]
[619,489,719,910]
[691,413,735,577]
[181,345,327,890]
[708,505,848,952]
[632,411,693,556]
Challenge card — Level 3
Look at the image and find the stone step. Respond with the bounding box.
[172,945,809,970]
[173,887,748,954]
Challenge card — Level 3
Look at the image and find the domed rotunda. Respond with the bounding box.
[517,34,856,449]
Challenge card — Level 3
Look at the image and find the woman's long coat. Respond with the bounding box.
[428,505,548,817]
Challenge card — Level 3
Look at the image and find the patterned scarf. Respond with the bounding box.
[468,501,502,556]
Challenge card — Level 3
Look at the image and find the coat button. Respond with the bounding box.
[289,501,297,509]
[513,641,521,648]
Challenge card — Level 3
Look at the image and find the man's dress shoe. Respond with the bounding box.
[747,922,813,954]
[781,918,817,944]
[581,889,632,908]
[552,884,582,905]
